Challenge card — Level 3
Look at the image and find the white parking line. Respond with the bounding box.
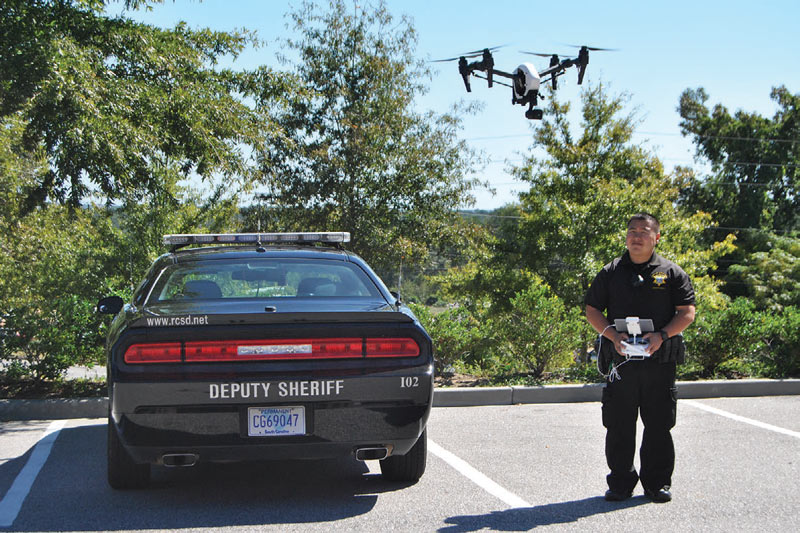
[683,400,800,439]
[0,420,66,527]
[428,439,531,509]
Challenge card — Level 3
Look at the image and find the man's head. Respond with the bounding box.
[626,213,660,263]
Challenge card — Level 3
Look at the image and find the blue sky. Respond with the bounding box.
[110,0,800,209]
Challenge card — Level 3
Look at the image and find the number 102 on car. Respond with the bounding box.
[400,377,419,388]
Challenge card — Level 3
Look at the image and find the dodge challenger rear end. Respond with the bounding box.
[98,232,433,489]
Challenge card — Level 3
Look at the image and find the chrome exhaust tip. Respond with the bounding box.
[162,453,199,467]
[355,447,389,461]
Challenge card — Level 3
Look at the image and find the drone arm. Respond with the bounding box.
[472,73,513,89]
[538,57,576,80]
[538,52,590,87]
[490,69,515,80]
[540,68,569,86]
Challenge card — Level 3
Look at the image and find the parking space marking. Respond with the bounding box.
[683,400,800,439]
[0,420,66,528]
[428,439,531,509]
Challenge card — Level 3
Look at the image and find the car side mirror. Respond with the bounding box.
[390,291,401,305]
[97,296,124,315]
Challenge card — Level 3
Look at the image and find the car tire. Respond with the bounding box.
[107,418,150,489]
[380,429,427,482]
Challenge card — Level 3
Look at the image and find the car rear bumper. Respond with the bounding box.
[111,371,433,465]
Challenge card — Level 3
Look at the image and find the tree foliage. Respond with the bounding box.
[515,85,734,309]
[0,115,243,379]
[0,0,279,207]
[677,86,800,233]
[433,84,735,375]
[727,233,800,312]
[441,84,734,313]
[0,1,258,378]
[677,86,799,305]
[255,0,482,274]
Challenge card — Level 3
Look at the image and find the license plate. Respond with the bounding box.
[247,406,306,437]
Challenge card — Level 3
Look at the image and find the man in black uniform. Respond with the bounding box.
[585,213,695,503]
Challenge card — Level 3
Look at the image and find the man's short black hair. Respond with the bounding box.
[627,213,660,233]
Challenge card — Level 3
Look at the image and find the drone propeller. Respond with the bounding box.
[519,51,559,58]
[554,45,617,84]
[462,44,506,55]
[431,44,506,63]
[431,54,476,63]
[563,43,619,52]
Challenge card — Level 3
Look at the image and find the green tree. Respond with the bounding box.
[255,0,482,274]
[0,0,279,208]
[677,86,800,233]
[435,84,734,373]
[677,86,799,303]
[511,84,732,309]
[112,178,242,289]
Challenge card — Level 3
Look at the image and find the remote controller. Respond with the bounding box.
[621,337,650,358]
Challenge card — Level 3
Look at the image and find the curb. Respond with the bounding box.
[432,378,800,407]
[2,379,799,420]
[0,397,108,421]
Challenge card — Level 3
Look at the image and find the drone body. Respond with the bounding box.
[439,45,608,120]
[512,63,543,119]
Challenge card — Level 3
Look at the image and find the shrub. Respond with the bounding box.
[492,278,593,378]
[751,305,800,378]
[683,298,764,376]
[2,296,106,381]
[408,303,495,373]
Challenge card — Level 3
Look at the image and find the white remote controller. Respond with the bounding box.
[621,337,650,358]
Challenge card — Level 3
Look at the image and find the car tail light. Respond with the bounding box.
[123,337,420,364]
[365,338,420,358]
[124,343,182,363]
[184,338,363,361]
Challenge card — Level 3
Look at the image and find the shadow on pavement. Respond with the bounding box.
[439,496,649,532]
[5,423,413,531]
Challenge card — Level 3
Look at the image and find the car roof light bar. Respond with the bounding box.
[163,232,351,248]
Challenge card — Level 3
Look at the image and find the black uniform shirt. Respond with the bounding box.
[584,251,695,331]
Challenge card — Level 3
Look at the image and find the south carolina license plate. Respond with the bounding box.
[247,406,306,437]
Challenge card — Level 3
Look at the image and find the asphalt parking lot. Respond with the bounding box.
[1,396,799,532]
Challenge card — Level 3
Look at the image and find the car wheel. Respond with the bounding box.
[380,429,427,482]
[107,418,149,489]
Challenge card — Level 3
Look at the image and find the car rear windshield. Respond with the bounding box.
[148,258,383,302]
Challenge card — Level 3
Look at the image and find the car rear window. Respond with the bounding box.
[149,258,383,302]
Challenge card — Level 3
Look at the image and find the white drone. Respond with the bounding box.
[435,45,614,119]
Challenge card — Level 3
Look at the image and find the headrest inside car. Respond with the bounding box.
[183,279,223,299]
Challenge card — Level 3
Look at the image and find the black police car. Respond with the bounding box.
[97,232,433,489]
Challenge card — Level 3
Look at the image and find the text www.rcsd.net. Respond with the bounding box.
[145,315,209,327]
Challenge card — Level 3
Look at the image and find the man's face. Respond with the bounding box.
[626,219,659,259]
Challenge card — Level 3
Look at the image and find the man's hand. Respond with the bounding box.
[586,305,632,355]
[643,332,663,355]
[611,331,631,355]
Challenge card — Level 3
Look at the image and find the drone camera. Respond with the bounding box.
[525,108,544,120]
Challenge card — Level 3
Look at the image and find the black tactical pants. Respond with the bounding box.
[601,358,678,494]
